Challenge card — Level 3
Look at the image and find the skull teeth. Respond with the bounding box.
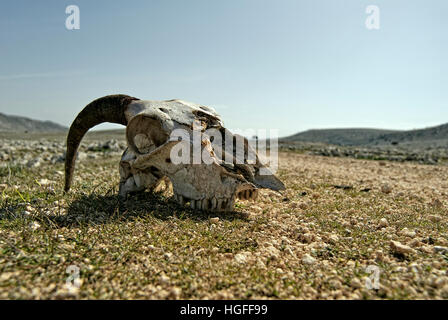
[236,189,258,201]
[173,194,235,211]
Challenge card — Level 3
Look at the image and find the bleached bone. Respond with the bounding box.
[64,95,285,212]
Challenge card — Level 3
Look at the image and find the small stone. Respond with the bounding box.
[29,221,41,230]
[0,272,13,282]
[169,287,182,299]
[381,184,392,194]
[400,228,416,238]
[234,253,248,264]
[350,278,362,289]
[390,241,414,255]
[54,288,79,299]
[378,218,388,228]
[434,246,448,254]
[302,254,316,265]
[275,267,284,274]
[26,158,41,168]
[265,246,280,259]
[210,217,219,224]
[409,239,421,248]
[328,234,339,243]
[38,178,52,186]
[159,274,170,285]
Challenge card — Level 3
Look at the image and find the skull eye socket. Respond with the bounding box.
[126,115,169,155]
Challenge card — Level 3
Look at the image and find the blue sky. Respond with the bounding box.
[0,0,447,136]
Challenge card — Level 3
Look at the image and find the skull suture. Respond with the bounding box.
[64,95,285,212]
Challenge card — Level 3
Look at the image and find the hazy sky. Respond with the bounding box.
[0,0,447,136]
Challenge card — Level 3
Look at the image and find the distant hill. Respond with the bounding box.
[282,123,448,147]
[373,123,448,147]
[0,112,67,133]
[282,128,398,146]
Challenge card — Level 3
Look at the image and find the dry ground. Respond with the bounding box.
[1,148,448,299]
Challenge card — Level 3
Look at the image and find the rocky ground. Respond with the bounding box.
[0,133,447,299]
[280,141,448,165]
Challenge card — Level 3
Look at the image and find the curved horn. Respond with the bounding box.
[64,94,139,192]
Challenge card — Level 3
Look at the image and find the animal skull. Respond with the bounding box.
[65,95,285,212]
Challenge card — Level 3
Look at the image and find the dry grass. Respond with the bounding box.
[1,148,448,299]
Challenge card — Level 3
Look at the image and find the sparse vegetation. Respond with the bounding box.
[0,132,447,299]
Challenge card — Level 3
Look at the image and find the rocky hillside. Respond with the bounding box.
[373,123,448,147]
[282,128,398,146]
[283,123,448,147]
[0,112,67,133]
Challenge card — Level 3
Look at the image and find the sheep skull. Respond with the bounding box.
[65,95,285,212]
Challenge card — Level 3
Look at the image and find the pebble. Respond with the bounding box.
[169,287,181,299]
[434,246,448,254]
[29,221,41,230]
[378,218,389,228]
[381,184,393,194]
[38,179,52,186]
[209,217,220,224]
[390,241,414,255]
[234,252,250,264]
[159,275,170,285]
[328,234,339,243]
[26,158,41,168]
[350,278,362,289]
[302,254,316,265]
[400,228,416,238]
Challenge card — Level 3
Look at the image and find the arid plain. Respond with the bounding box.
[0,132,447,299]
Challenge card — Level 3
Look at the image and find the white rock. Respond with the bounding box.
[302,254,316,265]
[210,217,220,224]
[265,246,280,259]
[234,252,250,264]
[400,228,416,238]
[328,234,339,243]
[38,179,52,186]
[390,241,414,255]
[159,274,170,285]
[169,287,181,299]
[29,221,41,230]
[350,278,362,289]
[378,218,388,228]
